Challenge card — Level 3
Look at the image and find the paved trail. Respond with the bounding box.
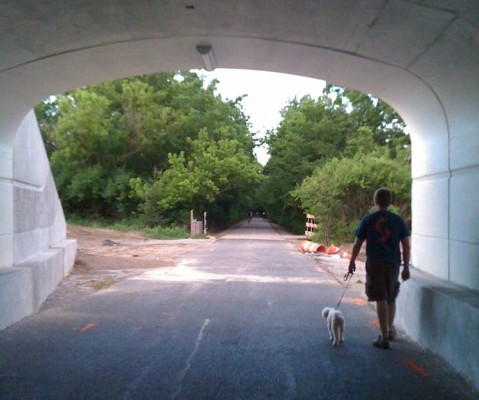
[0,219,477,399]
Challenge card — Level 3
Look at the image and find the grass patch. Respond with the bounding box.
[144,225,189,240]
[67,216,189,239]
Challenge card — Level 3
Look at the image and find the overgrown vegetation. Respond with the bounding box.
[260,84,411,242]
[36,75,411,242]
[36,71,262,231]
[66,216,189,239]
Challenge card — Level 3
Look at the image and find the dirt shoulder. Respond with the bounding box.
[68,224,215,272]
[40,225,216,310]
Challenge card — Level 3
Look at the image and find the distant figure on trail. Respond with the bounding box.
[262,211,267,220]
[247,211,253,223]
[347,188,410,350]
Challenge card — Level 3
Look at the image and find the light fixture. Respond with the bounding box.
[196,45,216,71]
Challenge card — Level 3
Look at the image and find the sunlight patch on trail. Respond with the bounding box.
[135,260,338,285]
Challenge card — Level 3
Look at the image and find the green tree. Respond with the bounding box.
[48,90,119,216]
[344,126,377,158]
[143,129,262,226]
[261,85,411,235]
[35,97,60,156]
[36,71,258,223]
[261,96,351,232]
[323,84,410,154]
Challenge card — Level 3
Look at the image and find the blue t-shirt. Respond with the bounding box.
[355,210,410,267]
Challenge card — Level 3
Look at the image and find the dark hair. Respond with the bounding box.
[374,188,392,208]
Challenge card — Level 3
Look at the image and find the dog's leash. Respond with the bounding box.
[335,272,353,309]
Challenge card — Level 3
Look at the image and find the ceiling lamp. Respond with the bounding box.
[196,45,216,71]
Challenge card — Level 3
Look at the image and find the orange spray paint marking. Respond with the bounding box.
[342,297,367,306]
[405,359,428,378]
[370,319,380,329]
[79,323,95,333]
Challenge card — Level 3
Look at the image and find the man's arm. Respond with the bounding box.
[348,237,364,275]
[401,236,411,281]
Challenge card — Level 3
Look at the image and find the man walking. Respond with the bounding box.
[347,188,411,349]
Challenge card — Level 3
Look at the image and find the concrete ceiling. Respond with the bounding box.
[0,1,477,73]
[0,1,478,179]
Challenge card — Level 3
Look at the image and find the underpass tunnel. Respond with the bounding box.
[0,0,478,389]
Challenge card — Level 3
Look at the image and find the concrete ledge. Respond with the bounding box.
[0,267,34,331]
[396,268,479,390]
[51,239,77,276]
[0,239,77,331]
[17,249,64,312]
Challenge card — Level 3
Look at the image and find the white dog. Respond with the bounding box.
[322,307,345,346]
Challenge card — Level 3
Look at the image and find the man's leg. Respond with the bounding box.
[367,264,390,348]
[386,273,400,339]
[388,301,396,331]
[376,300,389,341]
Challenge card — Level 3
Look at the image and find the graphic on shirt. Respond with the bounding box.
[374,217,390,244]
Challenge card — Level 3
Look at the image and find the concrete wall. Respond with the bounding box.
[0,111,76,331]
[397,269,479,390]
[394,18,479,387]
[406,17,479,292]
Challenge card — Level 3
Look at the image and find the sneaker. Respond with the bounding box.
[388,329,396,341]
[373,335,390,349]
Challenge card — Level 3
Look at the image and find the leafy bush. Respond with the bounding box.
[294,153,411,243]
[144,225,189,239]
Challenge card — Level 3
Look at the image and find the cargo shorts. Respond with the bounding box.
[365,261,400,304]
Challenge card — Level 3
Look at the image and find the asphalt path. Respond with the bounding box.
[0,218,477,399]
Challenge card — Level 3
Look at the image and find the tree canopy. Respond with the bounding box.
[36,71,261,226]
[260,84,411,241]
[36,75,411,241]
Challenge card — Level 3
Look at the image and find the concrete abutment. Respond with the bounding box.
[0,110,76,331]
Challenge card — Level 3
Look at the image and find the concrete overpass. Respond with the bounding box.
[1,0,478,389]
